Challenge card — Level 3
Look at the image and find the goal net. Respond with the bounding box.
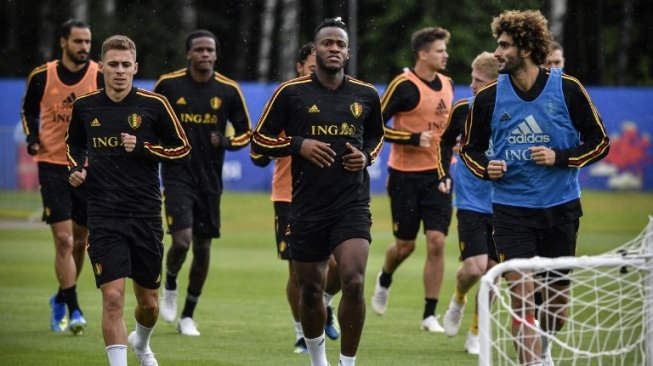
[478,217,653,366]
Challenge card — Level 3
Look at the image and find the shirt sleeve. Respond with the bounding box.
[66,101,87,174]
[139,95,191,161]
[556,76,610,167]
[223,83,252,151]
[460,87,496,180]
[363,89,385,166]
[439,100,468,178]
[380,76,421,146]
[21,67,47,145]
[250,84,296,158]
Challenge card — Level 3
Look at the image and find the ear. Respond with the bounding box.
[59,37,66,49]
[346,48,351,60]
[520,48,532,59]
[134,62,138,75]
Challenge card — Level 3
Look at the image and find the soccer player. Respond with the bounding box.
[460,10,610,365]
[21,18,103,335]
[153,29,252,336]
[250,42,342,353]
[438,52,500,354]
[251,17,384,366]
[371,27,453,333]
[545,41,565,69]
[66,35,190,366]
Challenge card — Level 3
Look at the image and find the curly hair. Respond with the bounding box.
[491,10,552,66]
[411,27,450,60]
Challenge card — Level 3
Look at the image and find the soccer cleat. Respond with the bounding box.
[159,288,178,323]
[420,315,445,333]
[128,331,159,366]
[324,305,341,340]
[68,310,87,336]
[293,337,308,354]
[464,331,480,355]
[371,272,390,315]
[177,317,200,336]
[49,294,68,332]
[443,296,466,336]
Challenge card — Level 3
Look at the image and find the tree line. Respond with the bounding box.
[1,0,651,86]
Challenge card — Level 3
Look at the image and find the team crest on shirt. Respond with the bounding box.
[210,97,222,110]
[127,113,142,129]
[350,102,363,118]
[94,263,102,276]
[459,241,465,252]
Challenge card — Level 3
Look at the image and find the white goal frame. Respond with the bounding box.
[478,216,653,366]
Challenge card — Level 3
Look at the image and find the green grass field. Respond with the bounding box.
[0,190,651,365]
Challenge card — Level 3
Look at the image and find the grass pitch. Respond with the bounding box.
[0,190,650,365]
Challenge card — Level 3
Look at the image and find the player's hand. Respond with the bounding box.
[210,131,221,147]
[438,176,452,193]
[121,133,137,152]
[530,146,555,166]
[300,139,336,168]
[342,142,367,171]
[69,169,87,187]
[419,131,433,147]
[27,143,40,156]
[487,159,507,180]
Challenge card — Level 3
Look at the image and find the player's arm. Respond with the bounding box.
[438,100,468,179]
[380,76,424,146]
[251,85,294,158]
[554,76,610,167]
[66,101,88,185]
[249,150,272,167]
[221,83,252,151]
[21,66,47,154]
[460,89,495,180]
[362,90,385,167]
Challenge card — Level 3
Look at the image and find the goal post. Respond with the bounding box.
[478,216,653,366]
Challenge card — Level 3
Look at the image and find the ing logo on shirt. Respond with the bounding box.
[128,113,142,129]
[310,123,356,136]
[210,97,222,110]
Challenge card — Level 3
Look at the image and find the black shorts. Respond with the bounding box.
[274,201,291,260]
[38,162,87,226]
[387,169,452,240]
[163,184,221,239]
[457,209,498,262]
[87,216,164,289]
[287,210,372,262]
[492,218,579,263]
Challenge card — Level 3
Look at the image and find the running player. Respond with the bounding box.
[21,18,103,335]
[67,35,190,366]
[154,29,252,336]
[460,10,610,365]
[251,17,384,366]
[250,42,342,353]
[371,27,454,333]
[438,51,500,354]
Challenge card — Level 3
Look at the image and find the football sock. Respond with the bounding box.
[339,353,356,366]
[454,289,467,304]
[305,332,328,366]
[133,321,154,351]
[470,314,479,335]
[323,292,334,307]
[181,289,200,318]
[61,285,81,315]
[165,270,178,291]
[379,270,393,288]
[106,344,127,366]
[423,298,438,319]
[294,320,304,340]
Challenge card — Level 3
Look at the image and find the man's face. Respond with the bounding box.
[187,37,217,73]
[61,27,91,65]
[470,68,495,95]
[545,49,565,69]
[100,49,138,93]
[296,53,316,77]
[421,39,448,72]
[494,32,524,74]
[314,27,349,75]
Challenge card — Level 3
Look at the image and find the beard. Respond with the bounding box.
[66,48,89,65]
[316,53,346,75]
[499,55,525,75]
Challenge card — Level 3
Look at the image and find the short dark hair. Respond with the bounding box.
[297,42,314,64]
[186,29,220,54]
[313,17,348,40]
[551,40,563,53]
[411,27,450,59]
[60,19,89,39]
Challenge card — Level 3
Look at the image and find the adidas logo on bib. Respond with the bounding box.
[508,115,550,144]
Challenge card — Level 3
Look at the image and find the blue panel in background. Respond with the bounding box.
[1,79,652,192]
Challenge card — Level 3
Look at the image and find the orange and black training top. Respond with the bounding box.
[154,68,252,195]
[21,60,103,165]
[66,87,190,218]
[251,73,384,222]
[381,69,453,178]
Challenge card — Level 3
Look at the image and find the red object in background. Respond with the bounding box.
[17,143,38,191]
